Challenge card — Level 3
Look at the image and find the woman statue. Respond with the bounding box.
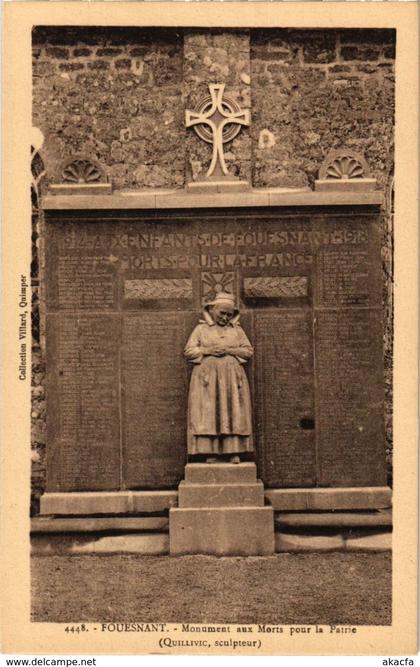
[184,292,254,464]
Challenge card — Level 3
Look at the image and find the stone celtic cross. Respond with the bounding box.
[185,83,250,180]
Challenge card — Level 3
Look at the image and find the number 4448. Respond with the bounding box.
[64,625,88,633]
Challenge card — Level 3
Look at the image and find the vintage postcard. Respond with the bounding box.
[1,1,418,657]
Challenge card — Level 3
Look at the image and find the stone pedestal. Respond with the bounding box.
[169,463,274,556]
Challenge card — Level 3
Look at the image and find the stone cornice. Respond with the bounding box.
[43,186,384,211]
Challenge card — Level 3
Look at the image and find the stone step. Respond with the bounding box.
[275,532,345,552]
[178,481,265,508]
[40,490,178,515]
[265,487,392,511]
[275,509,392,528]
[32,533,169,556]
[275,530,392,552]
[344,531,392,551]
[185,462,257,484]
[169,506,274,556]
[31,516,169,533]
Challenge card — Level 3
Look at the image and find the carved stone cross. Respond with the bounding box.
[185,83,250,180]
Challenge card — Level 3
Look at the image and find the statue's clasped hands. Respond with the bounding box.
[204,344,227,356]
[203,345,243,357]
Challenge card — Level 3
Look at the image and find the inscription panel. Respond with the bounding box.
[114,223,315,277]
[46,222,117,310]
[45,212,386,492]
[57,256,115,310]
[122,312,190,488]
[315,308,386,486]
[46,314,121,491]
[48,218,316,312]
[313,215,385,486]
[254,310,316,487]
[314,217,382,308]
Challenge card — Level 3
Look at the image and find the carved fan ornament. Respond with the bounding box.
[61,158,105,184]
[319,150,370,180]
[201,272,235,302]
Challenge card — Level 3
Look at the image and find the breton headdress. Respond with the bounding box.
[203,292,240,320]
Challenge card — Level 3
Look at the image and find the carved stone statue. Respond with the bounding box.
[184,292,254,463]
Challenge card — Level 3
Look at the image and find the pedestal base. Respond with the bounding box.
[169,463,274,556]
[170,506,274,556]
[178,481,265,507]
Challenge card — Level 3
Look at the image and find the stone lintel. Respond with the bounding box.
[265,487,392,511]
[267,190,383,207]
[40,491,178,515]
[186,180,251,193]
[44,192,157,210]
[314,178,377,192]
[158,191,271,209]
[49,183,112,196]
[42,187,384,211]
[31,516,169,533]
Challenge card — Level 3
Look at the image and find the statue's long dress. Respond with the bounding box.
[184,316,254,455]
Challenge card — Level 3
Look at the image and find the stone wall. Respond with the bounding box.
[31,27,395,512]
[32,27,185,189]
[33,27,395,191]
[251,29,395,190]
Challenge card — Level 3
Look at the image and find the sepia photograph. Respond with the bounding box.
[2,1,418,656]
